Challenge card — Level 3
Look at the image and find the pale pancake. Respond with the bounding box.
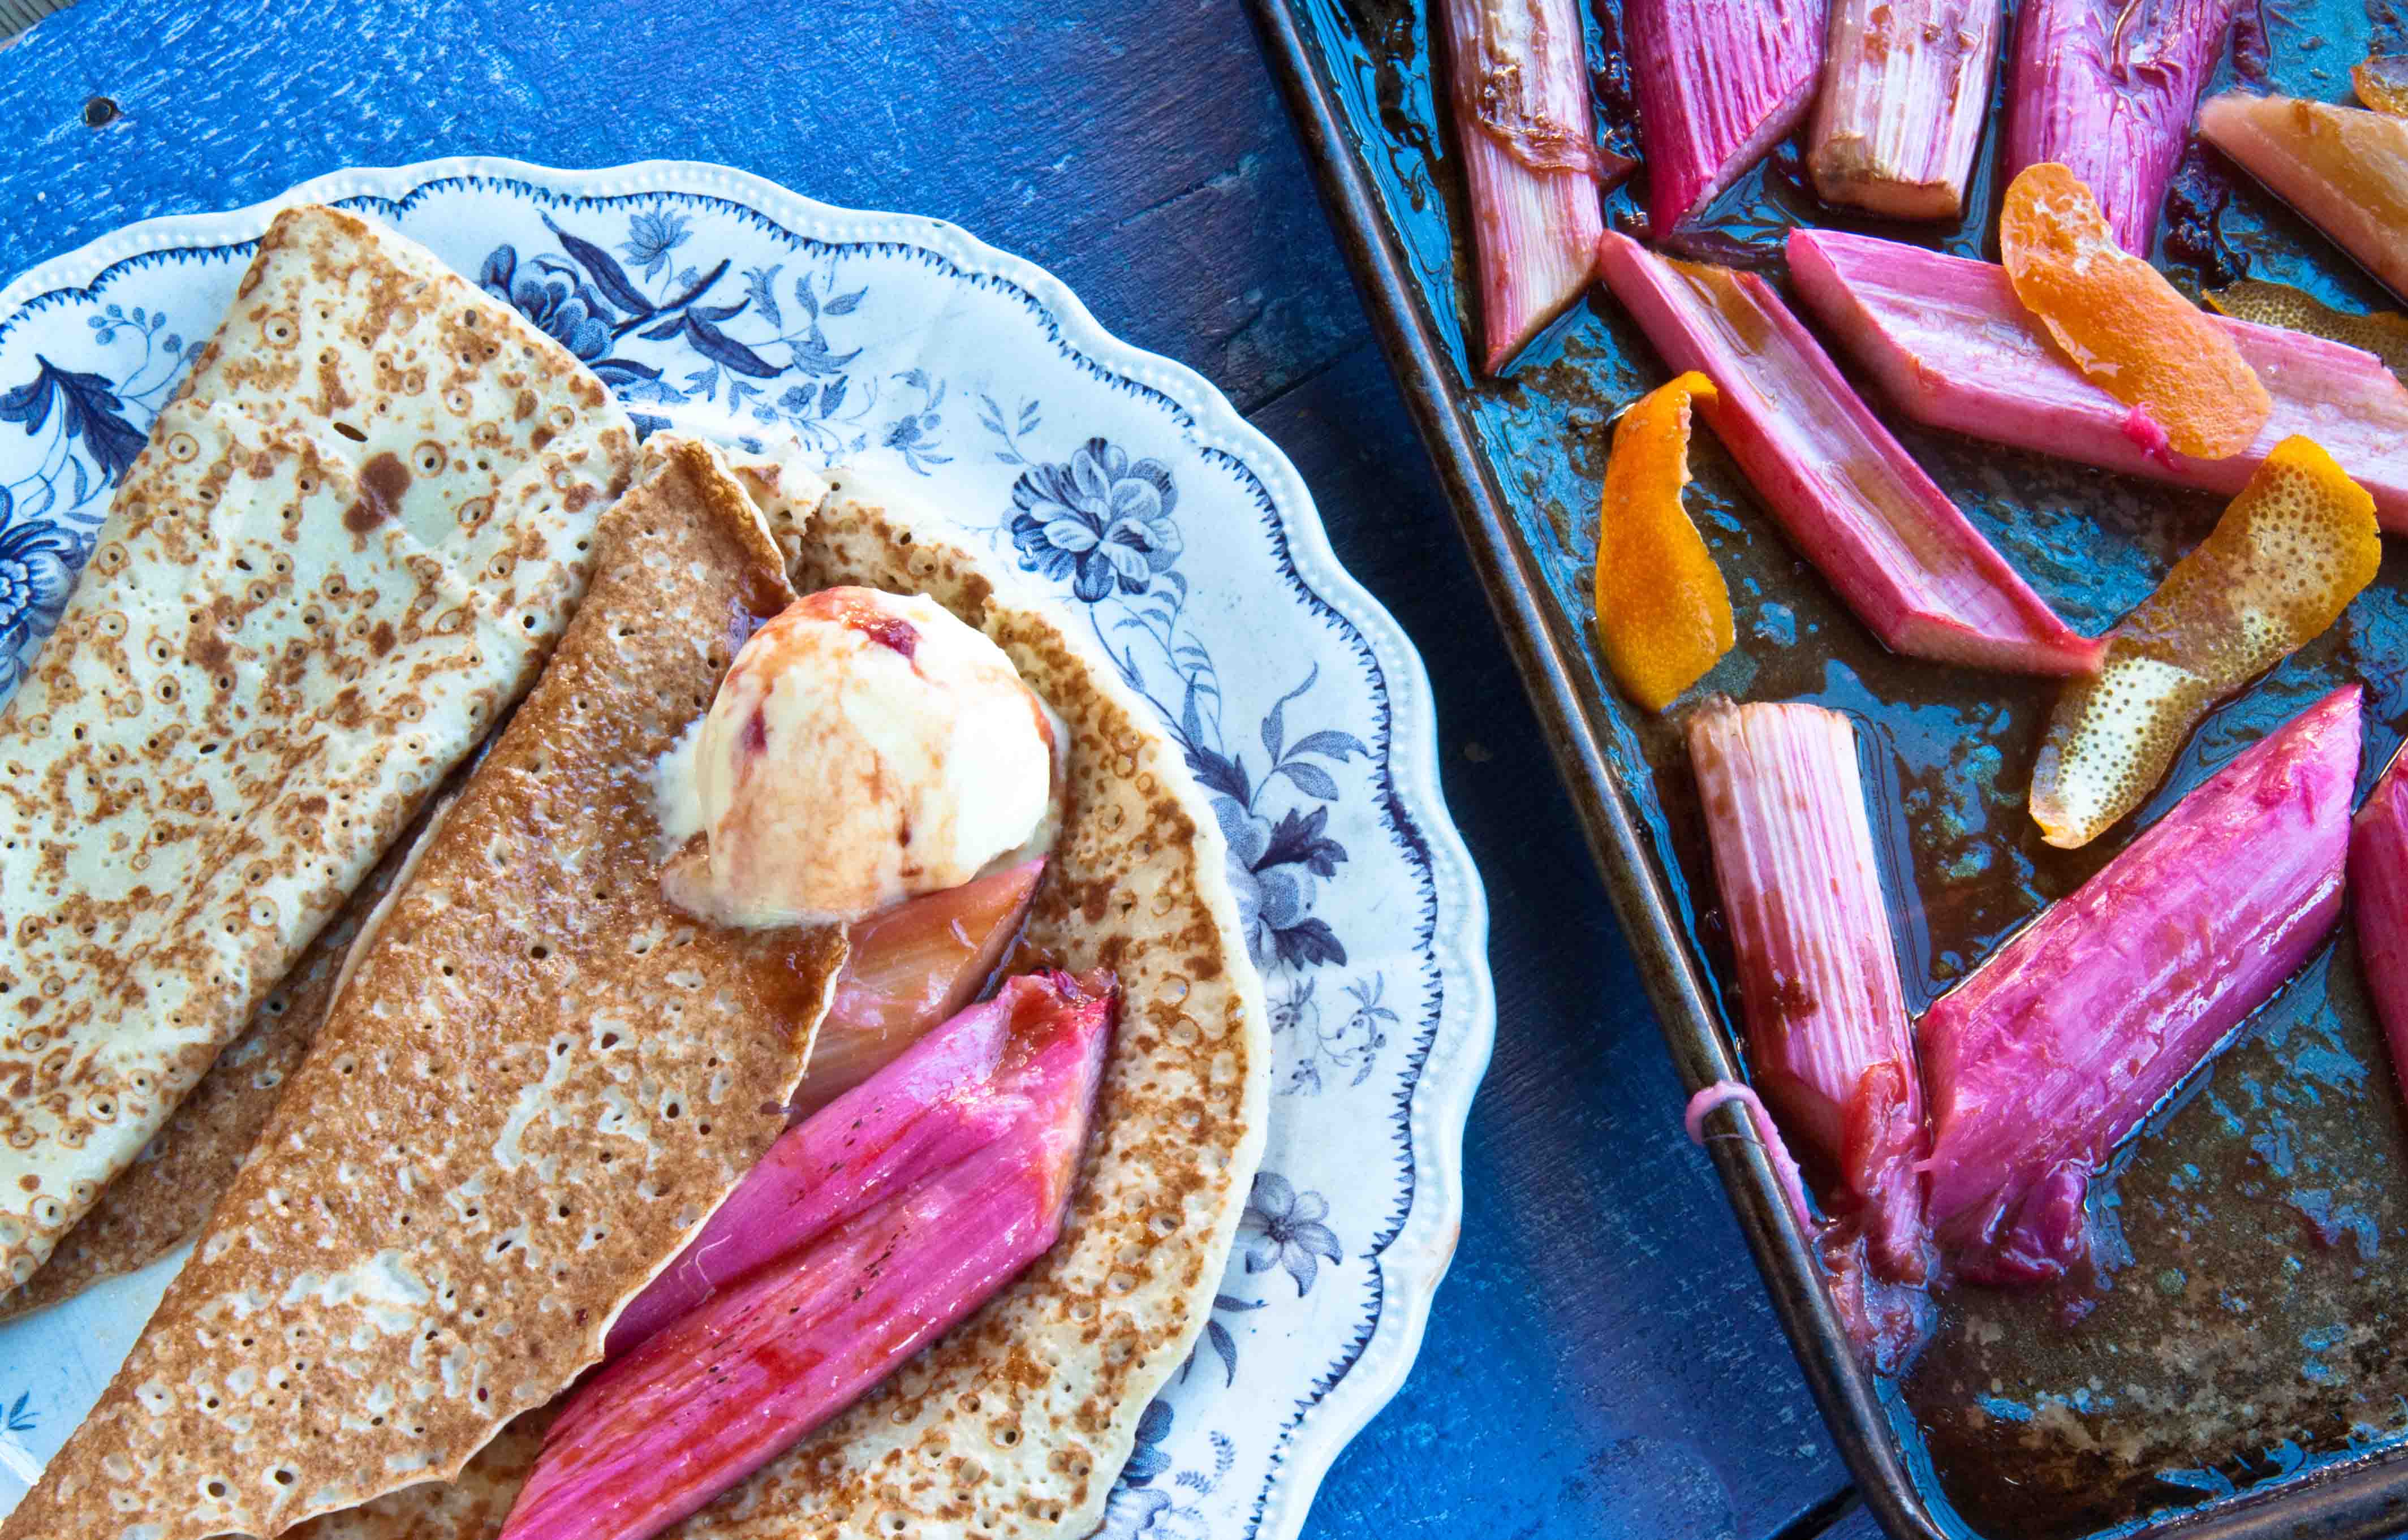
[283,454,1272,1540]
[0,441,846,1540]
[0,204,637,1295]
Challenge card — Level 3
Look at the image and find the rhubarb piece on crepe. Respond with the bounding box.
[1808,0,2000,218]
[1625,0,1829,243]
[1920,687,2359,1284]
[1437,0,1630,372]
[2201,92,2408,302]
[1592,372,1734,711]
[604,970,1095,1358]
[2004,0,2239,253]
[2029,438,2378,848]
[1998,163,2273,461]
[502,972,1114,1540]
[1786,228,2408,529]
[798,857,1046,1117]
[1596,231,2100,675]
[1687,698,1933,1366]
[2354,746,2408,1102]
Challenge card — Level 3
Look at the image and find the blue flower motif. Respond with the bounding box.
[1119,1397,1174,1487]
[1215,798,1309,970]
[0,514,80,693]
[618,210,692,282]
[476,248,611,361]
[1237,1172,1343,1297]
[1009,437,1179,602]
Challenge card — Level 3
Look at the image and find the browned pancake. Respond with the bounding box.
[0,440,846,1540]
[0,204,637,1296]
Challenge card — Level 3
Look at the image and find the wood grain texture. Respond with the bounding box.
[0,3,1855,1535]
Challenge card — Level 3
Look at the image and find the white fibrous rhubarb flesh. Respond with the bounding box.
[1439,0,1629,372]
[1688,698,1927,1277]
[506,970,1114,1540]
[1917,688,2359,1285]
[2352,745,2408,1103]
[1626,0,1829,243]
[1595,231,2101,675]
[2006,0,2241,253]
[1786,227,2408,531]
[1808,0,2001,218]
[2200,92,2408,302]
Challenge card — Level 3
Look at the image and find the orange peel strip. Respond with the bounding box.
[2030,435,2379,848]
[1593,370,1734,713]
[2000,163,2274,461]
[2358,54,2408,118]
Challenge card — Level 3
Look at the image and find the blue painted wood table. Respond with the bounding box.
[0,2,1868,1535]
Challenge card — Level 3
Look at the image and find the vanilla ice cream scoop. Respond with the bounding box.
[660,586,1056,927]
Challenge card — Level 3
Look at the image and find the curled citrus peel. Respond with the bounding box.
[2205,279,2408,381]
[2030,435,2379,848]
[1593,370,1734,712]
[2000,163,2274,461]
[2358,54,2408,117]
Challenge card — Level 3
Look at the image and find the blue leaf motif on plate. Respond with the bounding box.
[0,356,147,483]
[3,1390,33,1433]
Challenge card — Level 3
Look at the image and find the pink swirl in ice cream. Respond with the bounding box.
[660,586,1055,927]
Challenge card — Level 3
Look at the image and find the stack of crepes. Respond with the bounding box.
[0,203,1268,1540]
[0,204,639,1303]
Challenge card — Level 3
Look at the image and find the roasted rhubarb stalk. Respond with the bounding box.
[1596,231,2100,675]
[2353,745,2408,1093]
[1438,0,1630,373]
[2005,0,2240,254]
[798,857,1044,1117]
[1919,687,2360,1284]
[1808,0,2000,218]
[1688,698,1928,1283]
[1626,0,1829,243]
[2200,92,2408,301]
[1787,228,2408,529]
[604,967,1086,1357]
[514,971,1115,1540]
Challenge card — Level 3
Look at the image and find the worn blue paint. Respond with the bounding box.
[0,2,1851,1535]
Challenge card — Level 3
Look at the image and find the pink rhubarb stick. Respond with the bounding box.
[1787,228,2408,531]
[1438,0,1629,372]
[1688,698,1929,1283]
[799,857,1044,1118]
[1626,0,1830,243]
[2005,0,2241,254]
[512,970,1113,1540]
[1918,687,2360,1284]
[605,964,1095,1359]
[2200,92,2408,303]
[2352,745,2408,1103]
[1596,231,2101,675]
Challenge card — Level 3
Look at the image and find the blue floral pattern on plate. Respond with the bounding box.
[0,161,1496,1539]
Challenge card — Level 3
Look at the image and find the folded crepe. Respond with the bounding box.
[2,438,848,1540]
[0,203,636,1297]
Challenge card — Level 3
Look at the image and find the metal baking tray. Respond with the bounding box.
[1244,1,2408,1536]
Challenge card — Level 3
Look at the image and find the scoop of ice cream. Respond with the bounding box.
[661,586,1056,927]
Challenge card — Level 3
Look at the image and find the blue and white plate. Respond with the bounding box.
[0,160,1494,1537]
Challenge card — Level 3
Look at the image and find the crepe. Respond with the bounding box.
[0,440,848,1540]
[0,203,637,1297]
[285,456,1272,1540]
